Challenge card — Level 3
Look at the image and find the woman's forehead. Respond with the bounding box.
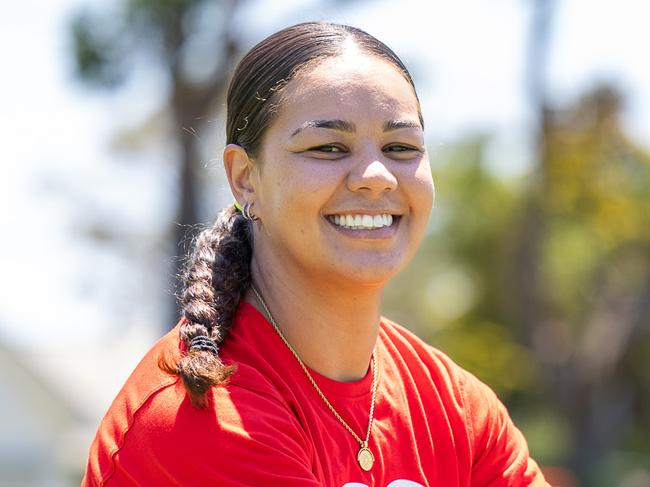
[276,54,421,123]
[296,51,408,88]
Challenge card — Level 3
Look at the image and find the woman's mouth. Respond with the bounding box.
[326,213,395,230]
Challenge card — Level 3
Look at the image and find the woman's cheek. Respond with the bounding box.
[415,161,435,200]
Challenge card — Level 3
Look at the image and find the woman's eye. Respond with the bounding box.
[386,144,415,152]
[304,145,349,157]
[384,144,422,156]
[312,145,345,153]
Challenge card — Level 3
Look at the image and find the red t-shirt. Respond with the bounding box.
[83,302,548,486]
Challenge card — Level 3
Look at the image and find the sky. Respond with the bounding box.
[1,0,649,355]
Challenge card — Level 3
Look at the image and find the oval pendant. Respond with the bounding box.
[357,446,374,471]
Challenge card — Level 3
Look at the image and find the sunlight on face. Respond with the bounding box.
[251,48,435,289]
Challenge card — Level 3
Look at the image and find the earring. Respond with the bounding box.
[242,201,259,221]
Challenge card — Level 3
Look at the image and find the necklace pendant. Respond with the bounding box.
[357,446,374,471]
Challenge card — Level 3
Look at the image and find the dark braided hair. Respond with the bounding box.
[160,205,251,407]
[161,21,422,408]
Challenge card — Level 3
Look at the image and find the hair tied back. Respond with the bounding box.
[189,335,219,354]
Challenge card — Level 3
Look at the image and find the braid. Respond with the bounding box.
[160,204,252,408]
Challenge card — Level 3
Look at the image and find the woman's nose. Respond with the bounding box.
[346,154,398,196]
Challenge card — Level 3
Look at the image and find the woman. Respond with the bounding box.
[83,22,549,486]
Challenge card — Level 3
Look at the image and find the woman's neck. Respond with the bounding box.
[248,256,383,382]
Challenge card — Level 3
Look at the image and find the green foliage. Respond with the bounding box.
[541,88,650,318]
[71,12,127,87]
[124,0,206,54]
[513,408,573,465]
[70,0,216,87]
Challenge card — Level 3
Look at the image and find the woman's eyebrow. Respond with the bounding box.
[290,119,422,137]
[291,119,356,137]
[383,120,422,131]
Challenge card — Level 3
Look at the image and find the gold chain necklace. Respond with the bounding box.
[251,285,379,471]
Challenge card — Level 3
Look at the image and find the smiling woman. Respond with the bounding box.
[82,22,549,487]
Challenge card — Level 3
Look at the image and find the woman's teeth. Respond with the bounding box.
[328,214,394,229]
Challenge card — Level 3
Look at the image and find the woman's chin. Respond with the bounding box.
[320,256,406,289]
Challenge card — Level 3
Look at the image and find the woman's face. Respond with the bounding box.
[249,49,434,287]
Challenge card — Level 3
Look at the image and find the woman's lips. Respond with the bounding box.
[325,213,401,238]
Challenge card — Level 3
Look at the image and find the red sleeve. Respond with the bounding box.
[83,380,321,487]
[460,370,549,487]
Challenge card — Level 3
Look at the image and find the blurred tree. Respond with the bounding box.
[536,85,650,483]
[514,1,650,481]
[71,0,249,325]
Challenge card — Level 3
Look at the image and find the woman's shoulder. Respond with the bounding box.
[379,317,548,485]
[84,316,309,486]
[92,315,296,432]
[378,316,471,386]
[377,316,508,422]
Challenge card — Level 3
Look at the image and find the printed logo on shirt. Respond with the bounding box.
[343,480,425,487]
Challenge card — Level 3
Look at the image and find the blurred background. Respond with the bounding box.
[1,0,649,485]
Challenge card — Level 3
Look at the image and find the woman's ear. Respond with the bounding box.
[223,144,257,205]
